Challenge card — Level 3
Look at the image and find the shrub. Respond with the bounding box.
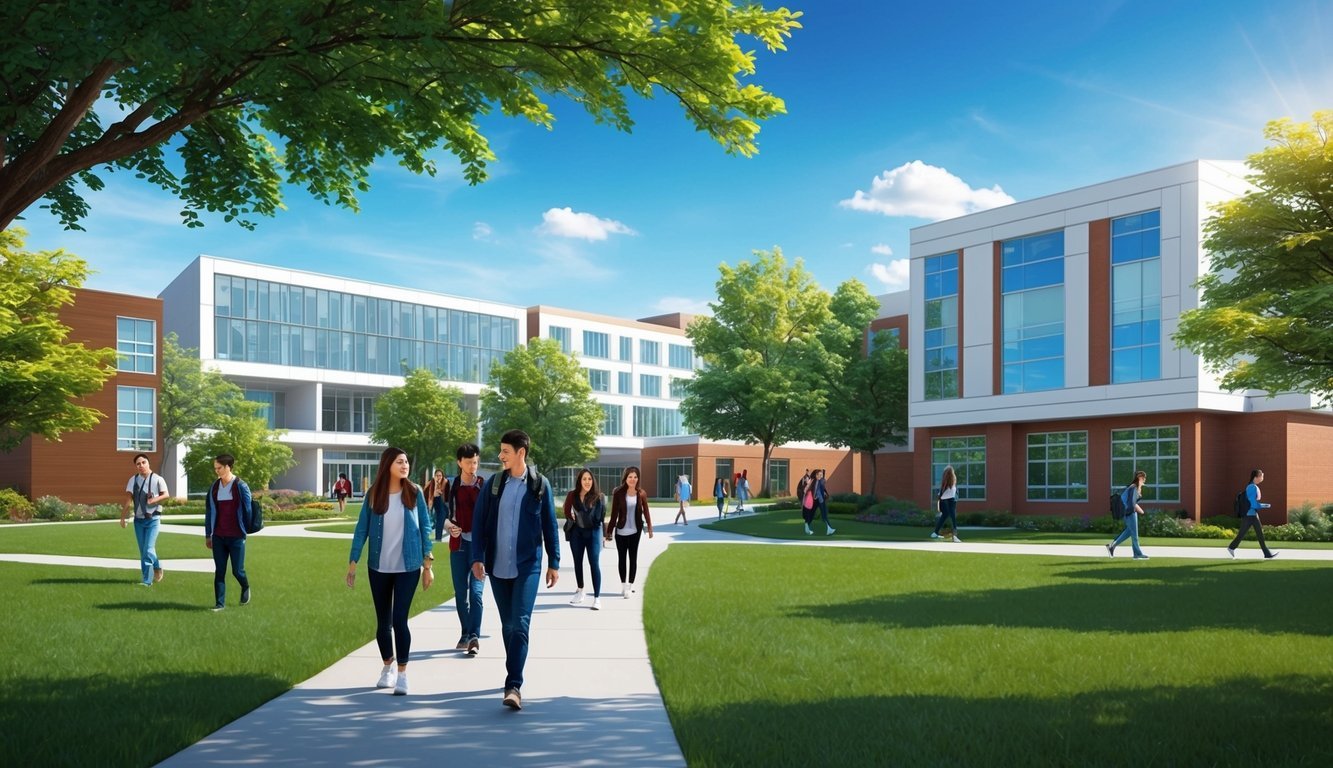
[1180,523,1235,539]
[93,503,122,520]
[830,492,877,510]
[1,488,35,522]
[1139,510,1184,537]
[34,495,74,521]
[1013,515,1095,533]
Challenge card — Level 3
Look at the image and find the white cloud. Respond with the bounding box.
[870,243,894,256]
[472,221,492,240]
[869,259,910,291]
[536,207,636,241]
[840,161,1015,221]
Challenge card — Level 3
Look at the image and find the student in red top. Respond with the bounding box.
[333,472,353,513]
[204,453,255,611]
[443,443,486,655]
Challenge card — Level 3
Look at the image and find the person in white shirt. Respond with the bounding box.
[606,466,653,598]
[120,453,168,586]
[930,465,961,543]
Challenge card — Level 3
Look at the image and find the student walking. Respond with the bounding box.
[607,466,653,598]
[713,475,729,518]
[564,469,606,610]
[673,474,692,525]
[426,469,449,542]
[930,465,960,542]
[346,447,435,696]
[797,469,815,534]
[813,468,835,535]
[204,453,257,610]
[1228,469,1279,560]
[732,469,751,514]
[1106,470,1150,560]
[332,472,352,514]
[443,444,486,654]
[121,453,169,586]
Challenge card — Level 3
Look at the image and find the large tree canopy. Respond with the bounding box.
[0,0,801,231]
[371,368,476,477]
[159,333,244,447]
[0,229,116,450]
[1175,111,1333,404]
[182,399,294,491]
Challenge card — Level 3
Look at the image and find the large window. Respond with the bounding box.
[599,403,622,436]
[767,459,790,498]
[583,330,610,359]
[587,368,610,392]
[323,451,380,497]
[668,343,694,369]
[924,253,959,400]
[549,325,571,354]
[618,371,632,395]
[640,339,660,365]
[640,374,662,398]
[1027,431,1088,500]
[1111,210,1162,383]
[213,275,517,383]
[657,458,695,500]
[322,389,378,433]
[633,406,685,437]
[669,377,689,399]
[116,386,155,451]
[931,436,986,500]
[619,336,633,361]
[1110,427,1180,502]
[244,388,286,429]
[116,317,156,373]
[1002,231,1065,393]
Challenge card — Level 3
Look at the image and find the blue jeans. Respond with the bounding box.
[933,498,957,535]
[489,564,541,691]
[568,527,602,597]
[211,535,249,606]
[817,499,832,529]
[368,568,420,664]
[432,497,447,541]
[449,538,485,641]
[1111,512,1145,557]
[133,516,161,585]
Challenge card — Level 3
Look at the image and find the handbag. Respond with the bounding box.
[562,517,575,536]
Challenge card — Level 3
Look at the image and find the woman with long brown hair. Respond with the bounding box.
[930,465,960,542]
[606,466,653,598]
[346,447,435,696]
[564,468,607,610]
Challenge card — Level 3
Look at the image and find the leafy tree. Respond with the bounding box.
[0,1,801,231]
[680,248,834,497]
[1175,111,1333,404]
[0,228,115,450]
[480,338,600,475]
[183,398,294,492]
[159,333,243,447]
[371,368,476,477]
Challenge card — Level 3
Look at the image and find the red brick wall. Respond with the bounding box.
[1088,219,1111,386]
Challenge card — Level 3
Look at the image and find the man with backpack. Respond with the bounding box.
[442,443,487,655]
[1227,469,1279,560]
[121,453,169,586]
[1105,470,1150,560]
[470,429,560,710]
[204,453,256,611]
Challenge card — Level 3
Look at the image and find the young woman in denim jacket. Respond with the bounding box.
[346,447,434,696]
[564,469,606,610]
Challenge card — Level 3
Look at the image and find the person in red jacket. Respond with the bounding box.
[605,466,653,599]
[443,443,486,655]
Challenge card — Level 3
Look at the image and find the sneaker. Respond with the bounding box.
[569,589,585,605]
[456,637,469,651]
[138,581,152,587]
[1133,554,1150,560]
[622,584,630,599]
[376,663,397,689]
[930,532,941,540]
[467,637,479,656]
[592,597,601,611]
[503,687,522,710]
[1264,552,1279,560]
[804,524,813,535]
[211,604,224,612]
[240,587,251,606]
[393,672,408,696]
[1226,547,1236,559]
[951,535,961,543]
[826,527,836,535]
[153,568,164,584]
[1105,544,1115,557]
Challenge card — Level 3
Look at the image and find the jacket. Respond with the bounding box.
[204,477,254,538]
[564,490,606,530]
[348,487,434,572]
[607,486,653,537]
[471,466,560,574]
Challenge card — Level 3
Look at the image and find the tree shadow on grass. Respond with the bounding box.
[94,600,207,613]
[786,562,1333,637]
[668,674,1333,767]
[31,577,127,586]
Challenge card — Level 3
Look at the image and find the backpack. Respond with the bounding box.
[488,464,547,503]
[1109,486,1129,520]
[211,479,264,533]
[1234,489,1249,518]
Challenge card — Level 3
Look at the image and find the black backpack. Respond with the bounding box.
[211,479,264,533]
[488,464,547,504]
[1234,489,1249,518]
[1109,485,1130,520]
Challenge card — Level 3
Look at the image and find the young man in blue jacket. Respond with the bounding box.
[471,429,560,710]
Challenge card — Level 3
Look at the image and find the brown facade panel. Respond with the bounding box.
[1088,218,1111,386]
[638,443,856,499]
[868,315,907,349]
[991,241,1001,396]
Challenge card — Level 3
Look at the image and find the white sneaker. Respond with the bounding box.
[592,597,601,610]
[569,589,584,605]
[804,524,812,535]
[951,535,961,543]
[1226,548,1236,559]
[393,672,408,696]
[622,584,630,599]
[376,663,396,689]
[826,527,836,536]
[930,532,941,539]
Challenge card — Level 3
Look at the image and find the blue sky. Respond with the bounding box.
[16,0,1333,318]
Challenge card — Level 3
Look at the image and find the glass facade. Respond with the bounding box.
[669,377,689,399]
[640,339,660,365]
[1111,210,1162,383]
[323,450,380,496]
[212,275,517,383]
[924,253,959,400]
[116,317,156,373]
[583,330,609,358]
[657,458,695,499]
[599,403,622,436]
[668,343,694,369]
[244,388,286,429]
[640,374,661,398]
[1002,231,1065,393]
[618,371,632,395]
[322,389,378,433]
[549,325,571,354]
[1110,426,1180,502]
[587,368,610,392]
[931,436,986,500]
[117,386,155,451]
[1026,431,1088,500]
[619,336,633,361]
[633,406,685,437]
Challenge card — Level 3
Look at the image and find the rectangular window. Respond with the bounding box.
[617,371,632,394]
[924,252,959,400]
[633,406,685,437]
[116,317,156,373]
[668,343,694,369]
[640,339,660,365]
[1001,230,1065,393]
[669,377,689,399]
[931,436,985,500]
[1026,431,1088,501]
[548,325,571,354]
[322,389,378,433]
[657,458,695,500]
[1110,426,1180,502]
[116,386,155,451]
[767,459,790,497]
[244,389,286,430]
[599,403,622,436]
[583,330,610,359]
[587,368,610,392]
[619,336,633,361]
[1111,210,1162,383]
[640,374,662,398]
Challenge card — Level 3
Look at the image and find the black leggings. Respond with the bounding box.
[615,531,642,584]
[368,568,420,664]
[1229,516,1273,556]
[933,498,957,535]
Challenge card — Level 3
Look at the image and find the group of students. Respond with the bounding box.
[796,469,835,536]
[705,470,753,518]
[1105,468,1280,560]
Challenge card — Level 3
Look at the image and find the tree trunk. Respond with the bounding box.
[760,442,773,498]
[862,449,877,499]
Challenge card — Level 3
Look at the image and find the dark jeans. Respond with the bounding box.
[568,527,603,596]
[615,530,642,584]
[716,497,726,516]
[489,565,541,691]
[933,498,957,535]
[211,535,249,607]
[368,568,420,664]
[432,497,447,541]
[449,538,484,641]
[1229,515,1273,556]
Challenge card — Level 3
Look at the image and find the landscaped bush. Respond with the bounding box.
[34,495,73,520]
[1,488,35,522]
[829,492,877,510]
[31,496,118,522]
[266,503,345,522]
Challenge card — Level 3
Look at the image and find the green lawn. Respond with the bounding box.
[644,545,1333,767]
[0,523,452,767]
